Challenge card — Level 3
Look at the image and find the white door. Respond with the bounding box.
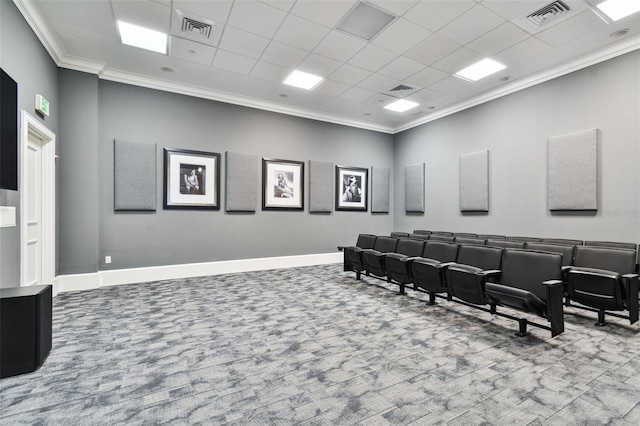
[20,111,55,290]
[25,134,43,286]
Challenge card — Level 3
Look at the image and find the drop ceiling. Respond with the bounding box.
[14,0,640,134]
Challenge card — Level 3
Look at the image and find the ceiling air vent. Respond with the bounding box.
[181,17,213,40]
[525,0,570,27]
[170,9,217,45]
[385,84,419,98]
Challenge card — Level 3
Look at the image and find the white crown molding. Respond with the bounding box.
[55,252,343,294]
[396,34,640,134]
[15,0,640,136]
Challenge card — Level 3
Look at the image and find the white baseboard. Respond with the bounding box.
[55,252,343,294]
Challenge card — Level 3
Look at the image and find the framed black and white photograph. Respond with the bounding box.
[164,148,220,210]
[336,165,368,211]
[262,158,304,210]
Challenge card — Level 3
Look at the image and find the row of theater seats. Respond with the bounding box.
[342,233,639,338]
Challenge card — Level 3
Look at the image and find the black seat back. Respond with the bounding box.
[412,230,431,235]
[454,237,486,246]
[584,240,637,251]
[372,236,399,253]
[409,233,429,241]
[431,231,453,236]
[487,240,524,249]
[391,232,410,238]
[428,234,454,243]
[541,238,583,246]
[478,234,506,240]
[506,236,542,242]
[395,238,425,257]
[455,245,502,270]
[500,249,563,302]
[525,242,575,267]
[454,233,477,238]
[573,246,636,274]
[421,242,459,263]
[355,234,376,249]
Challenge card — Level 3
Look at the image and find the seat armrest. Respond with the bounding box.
[622,274,639,324]
[478,269,501,277]
[543,279,565,336]
[622,273,639,280]
[434,261,456,270]
[542,279,563,288]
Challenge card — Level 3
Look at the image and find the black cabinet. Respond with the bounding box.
[1,285,52,378]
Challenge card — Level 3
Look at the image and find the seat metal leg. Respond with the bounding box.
[515,319,530,337]
[595,310,607,327]
[426,292,437,306]
[398,284,405,295]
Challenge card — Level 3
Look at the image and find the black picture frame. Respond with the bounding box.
[163,148,220,210]
[262,158,304,210]
[336,165,368,211]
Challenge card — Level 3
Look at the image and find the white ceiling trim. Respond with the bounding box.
[14,0,640,136]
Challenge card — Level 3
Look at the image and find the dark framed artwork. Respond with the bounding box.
[262,158,304,210]
[336,165,368,211]
[163,148,220,210]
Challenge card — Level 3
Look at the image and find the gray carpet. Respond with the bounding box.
[1,264,640,425]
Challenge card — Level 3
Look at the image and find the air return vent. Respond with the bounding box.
[525,0,570,27]
[171,9,217,45]
[385,84,419,98]
[181,17,213,39]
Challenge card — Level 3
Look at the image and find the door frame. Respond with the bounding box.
[20,110,56,289]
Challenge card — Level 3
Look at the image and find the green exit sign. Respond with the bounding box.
[35,94,49,116]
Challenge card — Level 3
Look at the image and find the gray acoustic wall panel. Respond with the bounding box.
[226,151,258,212]
[548,129,598,211]
[371,166,390,213]
[459,150,489,212]
[405,163,424,213]
[309,160,333,213]
[114,139,157,211]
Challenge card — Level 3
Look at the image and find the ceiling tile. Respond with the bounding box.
[535,10,609,48]
[258,0,296,13]
[494,37,552,64]
[227,1,287,38]
[339,86,376,102]
[404,66,449,88]
[112,0,171,32]
[313,30,367,63]
[480,0,548,21]
[438,5,506,46]
[369,0,418,16]
[274,14,330,51]
[250,60,289,83]
[169,37,216,65]
[348,44,397,72]
[219,27,270,59]
[467,22,531,56]
[357,73,399,93]
[428,75,472,93]
[329,64,371,85]
[404,0,476,32]
[260,41,308,68]
[377,56,426,80]
[431,47,482,74]
[213,50,257,75]
[371,18,431,54]
[314,79,350,97]
[172,0,233,24]
[410,88,443,104]
[405,33,460,65]
[290,0,356,28]
[298,53,342,77]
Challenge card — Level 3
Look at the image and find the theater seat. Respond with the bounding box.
[445,245,503,306]
[343,234,376,280]
[359,236,399,279]
[384,239,426,293]
[411,242,459,300]
[566,246,639,326]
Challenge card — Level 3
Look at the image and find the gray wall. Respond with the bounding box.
[393,51,640,243]
[0,0,59,287]
[92,80,394,270]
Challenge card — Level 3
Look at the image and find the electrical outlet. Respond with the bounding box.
[105,256,112,264]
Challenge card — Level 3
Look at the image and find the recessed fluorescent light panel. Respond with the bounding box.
[117,21,167,54]
[283,70,323,90]
[455,58,506,82]
[596,0,640,21]
[384,99,419,113]
[336,2,396,41]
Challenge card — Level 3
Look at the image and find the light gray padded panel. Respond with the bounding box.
[114,139,156,211]
[460,150,489,212]
[405,163,424,213]
[309,160,333,213]
[548,129,598,211]
[371,166,390,213]
[226,151,257,212]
